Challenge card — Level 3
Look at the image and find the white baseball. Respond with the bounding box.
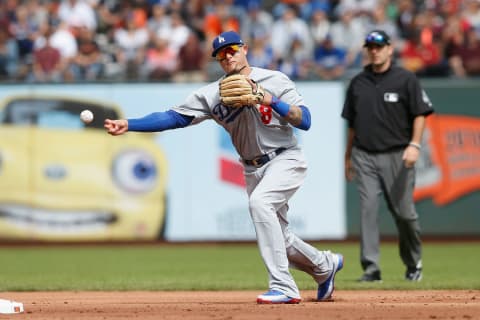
[80,109,94,124]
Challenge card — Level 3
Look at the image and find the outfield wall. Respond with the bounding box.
[0,80,478,241]
[0,83,345,241]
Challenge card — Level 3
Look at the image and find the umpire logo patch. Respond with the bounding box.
[384,92,399,102]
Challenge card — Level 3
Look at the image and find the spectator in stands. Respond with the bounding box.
[277,35,310,80]
[147,3,171,41]
[438,0,463,19]
[166,11,190,55]
[270,5,313,65]
[410,9,444,50]
[141,30,177,81]
[233,0,261,13]
[113,12,149,80]
[0,27,19,80]
[49,21,78,67]
[400,29,448,77]
[442,10,472,61]
[312,34,347,80]
[167,0,186,16]
[240,1,273,44]
[58,0,97,34]
[31,28,63,82]
[365,3,401,49]
[67,27,103,81]
[0,2,11,34]
[462,0,480,36]
[309,3,331,46]
[25,0,49,30]
[203,1,241,80]
[272,0,319,21]
[203,1,240,42]
[399,8,447,77]
[246,30,275,70]
[95,0,123,35]
[172,31,205,82]
[9,4,40,66]
[394,0,416,39]
[449,27,480,77]
[183,0,208,41]
[329,5,365,69]
[340,0,378,17]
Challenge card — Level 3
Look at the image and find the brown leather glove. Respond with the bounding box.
[219,74,265,108]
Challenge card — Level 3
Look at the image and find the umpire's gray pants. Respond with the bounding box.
[352,147,422,274]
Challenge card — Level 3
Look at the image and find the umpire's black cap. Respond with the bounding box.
[363,30,391,47]
[211,31,244,57]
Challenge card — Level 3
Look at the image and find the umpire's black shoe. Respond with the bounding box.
[405,268,423,282]
[357,270,382,282]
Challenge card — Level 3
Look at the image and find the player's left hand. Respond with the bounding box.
[402,145,420,168]
[219,74,266,108]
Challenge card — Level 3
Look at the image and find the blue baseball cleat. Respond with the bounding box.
[257,290,301,304]
[317,253,344,301]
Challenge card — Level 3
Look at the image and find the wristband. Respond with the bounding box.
[270,96,291,117]
[409,142,421,150]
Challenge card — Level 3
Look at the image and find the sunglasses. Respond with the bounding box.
[215,44,243,61]
[365,33,389,46]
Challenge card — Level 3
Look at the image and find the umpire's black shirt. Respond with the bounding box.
[342,64,434,153]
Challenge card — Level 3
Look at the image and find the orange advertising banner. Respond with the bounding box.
[414,115,480,206]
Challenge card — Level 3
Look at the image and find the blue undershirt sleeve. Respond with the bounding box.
[127,110,194,132]
[297,105,311,131]
[270,96,291,117]
[271,96,311,131]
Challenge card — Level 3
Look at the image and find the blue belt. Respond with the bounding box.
[243,147,287,167]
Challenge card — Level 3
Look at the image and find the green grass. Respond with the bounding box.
[0,242,478,291]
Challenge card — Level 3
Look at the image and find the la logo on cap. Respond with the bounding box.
[218,36,225,43]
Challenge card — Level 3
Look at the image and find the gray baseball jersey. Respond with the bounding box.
[172,66,336,299]
[172,67,304,160]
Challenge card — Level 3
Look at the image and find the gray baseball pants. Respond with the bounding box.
[351,147,422,274]
[244,147,335,299]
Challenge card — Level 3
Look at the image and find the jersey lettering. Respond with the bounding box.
[258,105,272,124]
[212,103,244,123]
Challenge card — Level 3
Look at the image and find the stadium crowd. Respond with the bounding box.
[1,0,480,83]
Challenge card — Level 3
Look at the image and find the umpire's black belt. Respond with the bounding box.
[243,147,287,168]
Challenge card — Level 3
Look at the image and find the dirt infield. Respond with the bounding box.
[1,290,478,320]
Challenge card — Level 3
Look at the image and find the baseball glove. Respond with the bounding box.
[219,74,265,108]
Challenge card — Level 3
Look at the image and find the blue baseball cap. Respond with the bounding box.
[363,30,391,47]
[211,31,244,57]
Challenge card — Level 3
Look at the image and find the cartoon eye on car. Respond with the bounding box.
[0,94,168,241]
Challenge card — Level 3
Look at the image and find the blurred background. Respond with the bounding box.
[1,0,480,83]
[0,0,479,243]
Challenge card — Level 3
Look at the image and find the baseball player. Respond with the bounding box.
[104,30,343,304]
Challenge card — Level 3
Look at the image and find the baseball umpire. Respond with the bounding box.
[342,30,434,282]
[104,30,343,304]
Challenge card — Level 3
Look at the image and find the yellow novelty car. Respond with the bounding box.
[0,94,168,241]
